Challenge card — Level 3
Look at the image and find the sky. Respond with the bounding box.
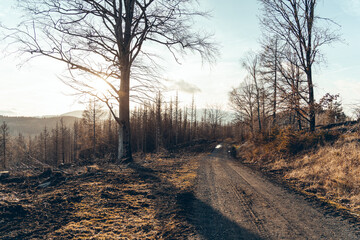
[0,0,360,117]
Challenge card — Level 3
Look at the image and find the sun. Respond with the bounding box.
[92,79,113,96]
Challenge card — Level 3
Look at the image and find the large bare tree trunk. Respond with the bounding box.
[118,66,132,162]
[117,1,134,162]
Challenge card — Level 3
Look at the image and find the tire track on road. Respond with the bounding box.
[190,145,359,239]
[219,158,304,239]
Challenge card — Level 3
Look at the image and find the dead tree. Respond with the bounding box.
[190,95,195,141]
[242,52,264,133]
[259,0,339,131]
[53,123,59,166]
[277,50,309,130]
[73,121,80,162]
[260,36,282,127]
[175,92,179,145]
[207,105,226,140]
[5,0,217,161]
[82,98,104,158]
[229,80,256,137]
[155,92,162,152]
[59,118,66,164]
[0,122,9,169]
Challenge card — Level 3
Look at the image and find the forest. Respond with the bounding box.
[1,0,360,239]
[0,0,350,164]
[0,94,234,170]
[0,87,349,171]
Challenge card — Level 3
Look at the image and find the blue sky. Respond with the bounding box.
[0,0,360,116]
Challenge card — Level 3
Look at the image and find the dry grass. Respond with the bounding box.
[0,152,204,239]
[284,133,360,212]
[49,173,160,239]
[237,130,360,216]
[146,154,202,191]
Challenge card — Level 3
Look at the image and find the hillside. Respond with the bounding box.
[233,122,360,218]
[0,115,79,137]
[60,110,84,119]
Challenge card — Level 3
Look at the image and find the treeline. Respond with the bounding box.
[131,94,232,153]
[0,95,231,170]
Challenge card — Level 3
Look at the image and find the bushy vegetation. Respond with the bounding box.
[266,127,340,155]
[237,127,341,165]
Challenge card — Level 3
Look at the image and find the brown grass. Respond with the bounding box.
[284,133,360,211]
[237,129,360,217]
[0,152,204,239]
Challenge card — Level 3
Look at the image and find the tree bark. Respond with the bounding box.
[118,66,132,162]
[93,100,96,158]
[308,69,315,131]
[273,40,278,125]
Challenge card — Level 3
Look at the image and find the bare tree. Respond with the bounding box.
[259,0,339,131]
[5,0,217,161]
[73,121,80,162]
[59,118,67,164]
[190,95,196,141]
[82,98,105,158]
[277,50,309,130]
[0,122,9,169]
[229,80,256,136]
[53,123,59,166]
[242,52,264,133]
[260,36,282,126]
[155,92,162,152]
[175,92,179,145]
[206,104,226,139]
[41,126,49,162]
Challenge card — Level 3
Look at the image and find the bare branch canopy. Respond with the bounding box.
[3,0,218,161]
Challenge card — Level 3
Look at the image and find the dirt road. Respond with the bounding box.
[189,144,360,239]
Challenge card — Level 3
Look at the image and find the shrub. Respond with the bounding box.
[269,128,340,156]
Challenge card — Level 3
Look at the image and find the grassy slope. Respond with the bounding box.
[236,127,360,218]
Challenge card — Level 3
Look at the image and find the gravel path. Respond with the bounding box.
[189,144,359,239]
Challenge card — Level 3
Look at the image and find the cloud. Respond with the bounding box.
[170,79,201,94]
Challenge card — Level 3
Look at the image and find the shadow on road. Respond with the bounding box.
[178,191,263,240]
[129,154,263,240]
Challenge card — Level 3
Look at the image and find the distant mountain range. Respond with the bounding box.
[0,110,18,116]
[60,110,84,118]
[37,110,84,119]
[0,113,82,137]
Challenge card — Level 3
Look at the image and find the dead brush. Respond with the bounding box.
[284,132,360,211]
[237,128,360,214]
